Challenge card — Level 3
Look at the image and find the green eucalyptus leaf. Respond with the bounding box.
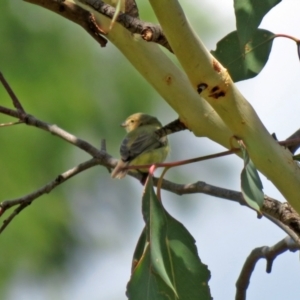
[240,145,264,214]
[234,0,281,46]
[211,29,274,82]
[126,178,211,300]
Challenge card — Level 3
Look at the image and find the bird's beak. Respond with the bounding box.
[120,122,127,127]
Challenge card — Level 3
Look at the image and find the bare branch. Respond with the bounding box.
[0,72,25,113]
[153,178,300,244]
[235,236,299,300]
[0,158,99,233]
[0,105,115,165]
[1,74,300,242]
[1,102,300,240]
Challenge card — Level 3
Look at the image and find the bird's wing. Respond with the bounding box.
[120,129,167,162]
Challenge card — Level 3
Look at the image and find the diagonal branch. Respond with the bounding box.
[1,103,300,240]
[0,105,115,165]
[154,178,300,244]
[1,102,300,240]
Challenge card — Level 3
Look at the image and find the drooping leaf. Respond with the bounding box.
[234,0,281,46]
[239,144,264,215]
[126,178,211,300]
[211,29,274,82]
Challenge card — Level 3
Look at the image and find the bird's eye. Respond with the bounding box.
[130,120,135,123]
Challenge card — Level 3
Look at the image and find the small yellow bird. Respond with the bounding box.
[111,113,169,179]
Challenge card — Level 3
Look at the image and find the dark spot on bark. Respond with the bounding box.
[165,75,172,85]
[197,83,208,94]
[211,86,219,92]
[209,91,225,99]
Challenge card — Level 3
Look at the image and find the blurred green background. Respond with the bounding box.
[2,1,300,300]
[0,0,216,298]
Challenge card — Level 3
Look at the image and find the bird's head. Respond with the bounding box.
[121,113,162,132]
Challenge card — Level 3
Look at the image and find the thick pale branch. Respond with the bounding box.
[148,0,300,213]
[30,0,300,213]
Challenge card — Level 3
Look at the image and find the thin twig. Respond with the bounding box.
[0,72,25,113]
[0,158,99,233]
[0,105,115,165]
[0,121,23,127]
[235,236,299,300]
[126,149,237,171]
[0,202,32,234]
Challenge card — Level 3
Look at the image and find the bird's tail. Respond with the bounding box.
[111,160,128,179]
